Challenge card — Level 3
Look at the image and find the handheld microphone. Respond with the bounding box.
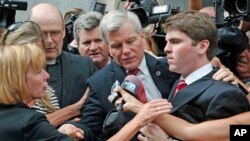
[102,75,147,137]
[121,75,147,103]
[121,75,138,95]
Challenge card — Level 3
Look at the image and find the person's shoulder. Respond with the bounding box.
[62,51,91,61]
[1,103,46,121]
[88,61,123,82]
[89,62,113,78]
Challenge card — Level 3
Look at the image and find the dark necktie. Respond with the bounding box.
[128,68,140,76]
[173,79,187,97]
[128,68,147,103]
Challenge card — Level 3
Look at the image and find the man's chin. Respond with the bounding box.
[46,56,57,61]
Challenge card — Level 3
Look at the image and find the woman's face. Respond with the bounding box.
[26,67,49,100]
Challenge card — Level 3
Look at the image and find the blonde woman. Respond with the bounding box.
[0,44,83,140]
[0,21,88,127]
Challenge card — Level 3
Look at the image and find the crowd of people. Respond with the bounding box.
[0,1,250,141]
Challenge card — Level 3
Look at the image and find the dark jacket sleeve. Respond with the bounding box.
[24,112,73,141]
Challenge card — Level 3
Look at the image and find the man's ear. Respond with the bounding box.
[62,23,66,38]
[198,39,209,55]
[140,31,145,40]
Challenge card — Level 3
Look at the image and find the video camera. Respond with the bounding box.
[128,0,180,27]
[213,0,249,75]
[224,0,250,21]
[126,0,180,56]
[0,0,27,28]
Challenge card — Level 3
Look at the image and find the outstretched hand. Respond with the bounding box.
[108,86,143,113]
[134,99,173,127]
[138,123,172,141]
[211,57,238,85]
[58,124,84,141]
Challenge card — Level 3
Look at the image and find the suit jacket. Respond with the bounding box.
[49,51,97,108]
[0,103,72,141]
[168,69,250,123]
[76,53,179,141]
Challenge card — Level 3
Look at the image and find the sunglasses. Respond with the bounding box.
[5,21,37,36]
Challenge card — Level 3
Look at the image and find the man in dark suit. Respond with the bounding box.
[164,11,249,123]
[74,11,111,69]
[131,11,250,141]
[28,3,96,108]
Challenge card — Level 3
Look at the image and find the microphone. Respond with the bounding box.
[121,75,147,103]
[109,75,147,106]
[102,75,147,137]
[121,75,138,96]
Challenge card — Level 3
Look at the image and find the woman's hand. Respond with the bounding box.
[138,123,172,141]
[58,124,84,141]
[134,99,173,127]
[109,86,144,113]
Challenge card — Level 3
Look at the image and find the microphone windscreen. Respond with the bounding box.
[121,75,139,95]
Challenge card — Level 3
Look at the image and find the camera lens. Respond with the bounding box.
[235,0,247,14]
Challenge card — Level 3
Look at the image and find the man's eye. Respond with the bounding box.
[111,44,121,49]
[172,40,179,43]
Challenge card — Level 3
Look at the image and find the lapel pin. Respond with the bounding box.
[156,71,161,76]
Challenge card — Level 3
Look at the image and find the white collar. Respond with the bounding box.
[183,63,213,85]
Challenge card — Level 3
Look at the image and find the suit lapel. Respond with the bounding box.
[171,70,216,113]
[145,53,178,99]
[61,52,75,104]
[109,61,127,84]
[168,80,179,100]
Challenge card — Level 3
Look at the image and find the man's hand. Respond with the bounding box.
[212,57,238,85]
[58,124,84,141]
[138,123,172,141]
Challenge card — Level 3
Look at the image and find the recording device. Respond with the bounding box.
[0,0,27,28]
[224,0,250,21]
[102,75,144,138]
[89,1,106,14]
[217,26,248,75]
[213,0,249,75]
[125,0,179,56]
[128,0,180,27]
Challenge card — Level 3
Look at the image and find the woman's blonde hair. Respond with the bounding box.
[0,22,57,112]
[0,44,46,104]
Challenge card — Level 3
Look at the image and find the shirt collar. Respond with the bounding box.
[46,59,57,65]
[126,55,150,76]
[138,55,150,77]
[183,63,213,85]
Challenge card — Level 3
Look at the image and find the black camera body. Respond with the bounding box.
[213,0,250,75]
[0,0,27,28]
[224,0,250,21]
[128,0,180,27]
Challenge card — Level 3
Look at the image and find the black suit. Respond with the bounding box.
[47,51,97,108]
[76,53,179,141]
[0,103,72,141]
[168,69,250,123]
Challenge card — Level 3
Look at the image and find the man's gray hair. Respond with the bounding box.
[99,10,142,45]
[74,11,103,43]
